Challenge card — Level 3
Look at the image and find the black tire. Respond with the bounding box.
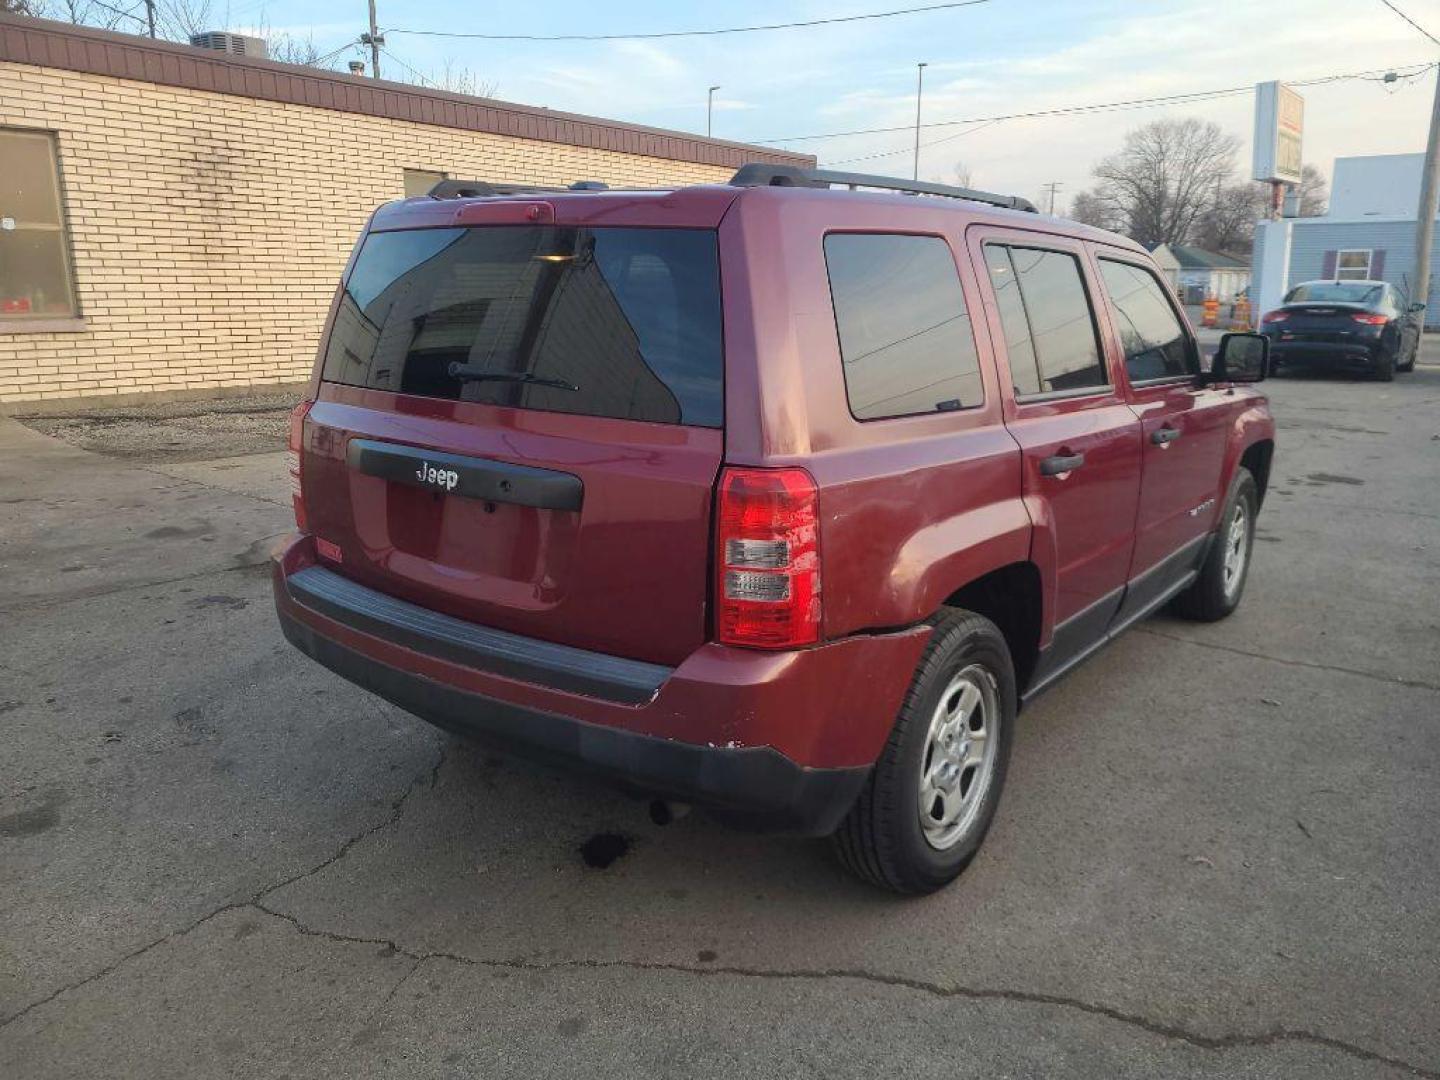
[1172,467,1258,622]
[1398,339,1417,373]
[1374,346,1396,382]
[831,608,1016,895]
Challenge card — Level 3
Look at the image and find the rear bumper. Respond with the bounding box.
[1264,337,1381,365]
[272,535,929,835]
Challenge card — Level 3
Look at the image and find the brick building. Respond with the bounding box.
[0,15,810,408]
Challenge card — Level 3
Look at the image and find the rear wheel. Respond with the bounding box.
[1374,345,1396,382]
[1172,467,1258,622]
[831,608,1015,894]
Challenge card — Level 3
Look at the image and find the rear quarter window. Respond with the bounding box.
[823,233,983,419]
[322,225,724,427]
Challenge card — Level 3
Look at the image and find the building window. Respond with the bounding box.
[0,129,78,320]
[1336,250,1372,281]
[403,169,448,197]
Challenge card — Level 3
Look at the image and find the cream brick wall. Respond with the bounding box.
[0,62,735,405]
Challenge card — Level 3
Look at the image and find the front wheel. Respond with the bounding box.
[1172,467,1258,622]
[1398,338,1417,373]
[831,608,1015,894]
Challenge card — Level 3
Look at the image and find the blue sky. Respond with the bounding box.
[231,0,1440,209]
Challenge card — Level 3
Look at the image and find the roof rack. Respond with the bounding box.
[428,179,610,199]
[729,163,1037,213]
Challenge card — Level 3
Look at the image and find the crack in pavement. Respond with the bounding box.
[3,729,1433,1077]
[241,904,1439,1079]
[0,741,448,1031]
[1137,627,1440,693]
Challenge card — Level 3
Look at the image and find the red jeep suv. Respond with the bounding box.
[274,165,1274,893]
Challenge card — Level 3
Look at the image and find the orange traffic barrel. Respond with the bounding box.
[1230,298,1252,331]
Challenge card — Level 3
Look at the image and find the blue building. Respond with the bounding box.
[1253,153,1440,327]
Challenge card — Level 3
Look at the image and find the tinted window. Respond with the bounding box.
[322,226,723,427]
[981,246,1039,394]
[1284,282,1383,305]
[984,245,1106,395]
[824,233,983,419]
[1098,259,1197,381]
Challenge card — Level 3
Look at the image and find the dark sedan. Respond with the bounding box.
[1259,279,1422,381]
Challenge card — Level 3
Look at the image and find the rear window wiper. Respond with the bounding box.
[447,363,579,392]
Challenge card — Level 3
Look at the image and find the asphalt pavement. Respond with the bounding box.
[2,349,1438,1079]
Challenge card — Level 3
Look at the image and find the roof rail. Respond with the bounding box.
[428,178,612,199]
[729,163,1037,213]
[429,179,564,199]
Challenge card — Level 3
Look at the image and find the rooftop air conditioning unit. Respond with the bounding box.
[189,32,269,59]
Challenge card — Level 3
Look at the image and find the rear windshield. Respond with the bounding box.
[322,226,723,427]
[1284,282,1382,304]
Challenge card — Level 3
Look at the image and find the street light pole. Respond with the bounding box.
[708,85,721,138]
[913,62,928,181]
[365,0,382,80]
[1412,67,1440,316]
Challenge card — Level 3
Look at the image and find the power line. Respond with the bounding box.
[377,46,437,88]
[824,118,1000,166]
[770,61,1435,144]
[383,0,990,42]
[1379,0,1440,48]
[312,38,362,67]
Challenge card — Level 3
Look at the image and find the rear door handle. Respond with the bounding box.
[1151,426,1182,445]
[1039,452,1085,476]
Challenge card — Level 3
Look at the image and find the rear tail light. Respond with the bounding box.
[715,467,821,649]
[1351,313,1389,325]
[286,400,314,531]
[1260,311,1288,324]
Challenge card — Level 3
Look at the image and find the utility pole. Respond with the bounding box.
[913,62,927,181]
[144,0,156,38]
[707,85,721,138]
[362,0,383,80]
[1413,67,1440,314]
[1042,181,1062,215]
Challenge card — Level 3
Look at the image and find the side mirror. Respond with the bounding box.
[1211,332,1268,384]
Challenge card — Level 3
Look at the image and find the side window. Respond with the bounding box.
[983,243,1106,396]
[1097,259,1198,381]
[824,233,983,419]
[981,246,1040,395]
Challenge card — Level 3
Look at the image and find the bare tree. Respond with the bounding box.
[153,0,212,39]
[266,31,329,67]
[51,0,141,31]
[2,0,44,15]
[1086,118,1241,248]
[424,58,499,98]
[951,160,974,189]
[1069,189,1125,233]
[1295,163,1327,217]
[1193,182,1266,255]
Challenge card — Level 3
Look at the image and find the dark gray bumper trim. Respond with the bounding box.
[286,565,671,705]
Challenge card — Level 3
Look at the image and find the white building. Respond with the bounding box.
[1151,244,1251,302]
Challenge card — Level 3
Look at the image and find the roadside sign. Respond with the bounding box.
[1253,81,1304,184]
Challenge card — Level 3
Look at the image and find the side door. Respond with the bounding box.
[1091,251,1229,624]
[969,229,1142,690]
